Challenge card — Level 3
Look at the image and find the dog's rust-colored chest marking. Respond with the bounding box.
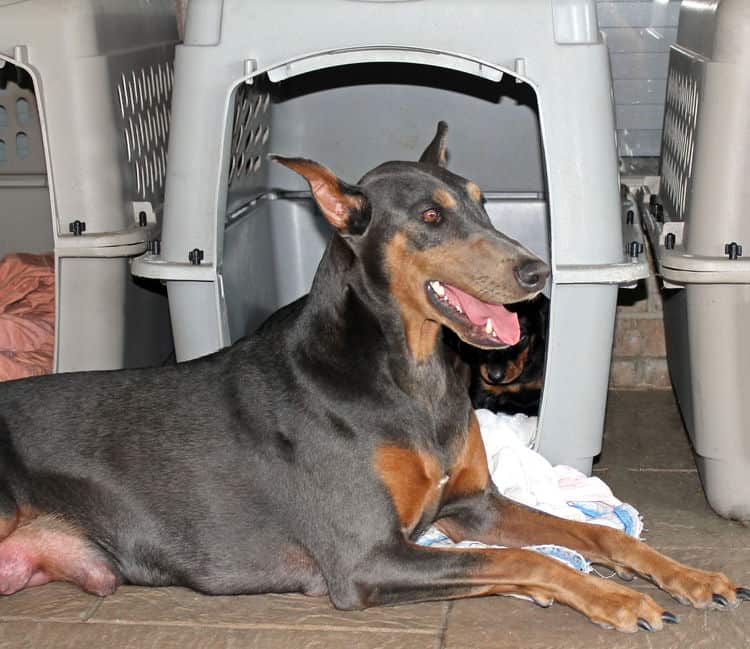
[443,413,489,499]
[375,445,446,537]
[376,413,490,538]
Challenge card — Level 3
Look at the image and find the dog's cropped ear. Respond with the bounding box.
[270,156,370,235]
[419,121,449,167]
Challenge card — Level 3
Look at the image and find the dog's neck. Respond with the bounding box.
[301,235,449,392]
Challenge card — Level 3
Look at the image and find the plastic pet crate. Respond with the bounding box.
[643,0,750,520]
[133,0,649,473]
[0,0,177,373]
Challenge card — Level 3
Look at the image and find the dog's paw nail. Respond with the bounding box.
[661,611,679,624]
[712,594,730,608]
[736,587,750,602]
[637,618,654,632]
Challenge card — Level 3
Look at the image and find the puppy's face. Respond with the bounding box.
[455,296,548,415]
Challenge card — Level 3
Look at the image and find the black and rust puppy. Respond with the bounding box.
[0,124,746,631]
[444,296,547,416]
[460,295,548,416]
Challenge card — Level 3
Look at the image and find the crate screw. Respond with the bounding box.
[138,210,148,227]
[188,248,204,265]
[69,220,86,236]
[626,210,635,225]
[628,241,644,258]
[665,233,676,250]
[724,242,743,260]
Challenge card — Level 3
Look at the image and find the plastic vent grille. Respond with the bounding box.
[228,82,270,188]
[661,50,702,222]
[116,61,174,203]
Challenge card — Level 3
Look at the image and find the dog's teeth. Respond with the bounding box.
[455,304,463,314]
[430,281,445,297]
[485,318,493,334]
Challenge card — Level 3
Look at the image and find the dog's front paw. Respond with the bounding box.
[560,576,676,633]
[659,565,744,610]
[580,580,674,633]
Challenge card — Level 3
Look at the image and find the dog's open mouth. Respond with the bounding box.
[426,280,520,348]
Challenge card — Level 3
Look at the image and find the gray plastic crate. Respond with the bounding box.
[0,0,177,372]
[643,0,750,520]
[133,0,649,473]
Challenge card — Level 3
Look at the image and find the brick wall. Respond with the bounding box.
[610,250,670,389]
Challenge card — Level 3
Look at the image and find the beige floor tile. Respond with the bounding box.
[599,390,695,470]
[0,583,99,622]
[91,586,446,634]
[604,469,750,549]
[444,593,750,649]
[0,620,437,649]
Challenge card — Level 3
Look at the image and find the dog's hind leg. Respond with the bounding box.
[0,510,119,596]
[0,485,17,533]
[0,490,19,541]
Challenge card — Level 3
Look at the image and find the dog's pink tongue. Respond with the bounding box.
[443,284,520,345]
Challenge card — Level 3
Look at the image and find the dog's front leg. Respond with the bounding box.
[331,542,670,632]
[434,487,747,612]
[433,411,748,612]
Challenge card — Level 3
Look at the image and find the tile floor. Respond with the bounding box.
[1,390,748,648]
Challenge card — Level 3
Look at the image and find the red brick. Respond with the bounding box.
[613,319,642,357]
[641,358,672,389]
[639,318,667,357]
[610,360,638,388]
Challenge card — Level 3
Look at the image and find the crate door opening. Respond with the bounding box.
[0,63,53,259]
[0,63,55,379]
[220,62,551,417]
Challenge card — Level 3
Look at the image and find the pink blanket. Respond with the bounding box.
[0,253,55,382]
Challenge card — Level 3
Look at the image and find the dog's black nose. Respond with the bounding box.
[485,364,506,384]
[514,259,549,291]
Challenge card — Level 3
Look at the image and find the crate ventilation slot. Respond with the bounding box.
[661,54,701,221]
[228,82,270,187]
[117,61,174,202]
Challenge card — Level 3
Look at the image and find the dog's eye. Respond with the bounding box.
[421,208,441,224]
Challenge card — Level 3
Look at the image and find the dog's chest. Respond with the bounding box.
[374,441,453,538]
[373,392,471,538]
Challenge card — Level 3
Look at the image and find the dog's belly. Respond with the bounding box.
[119,535,328,597]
